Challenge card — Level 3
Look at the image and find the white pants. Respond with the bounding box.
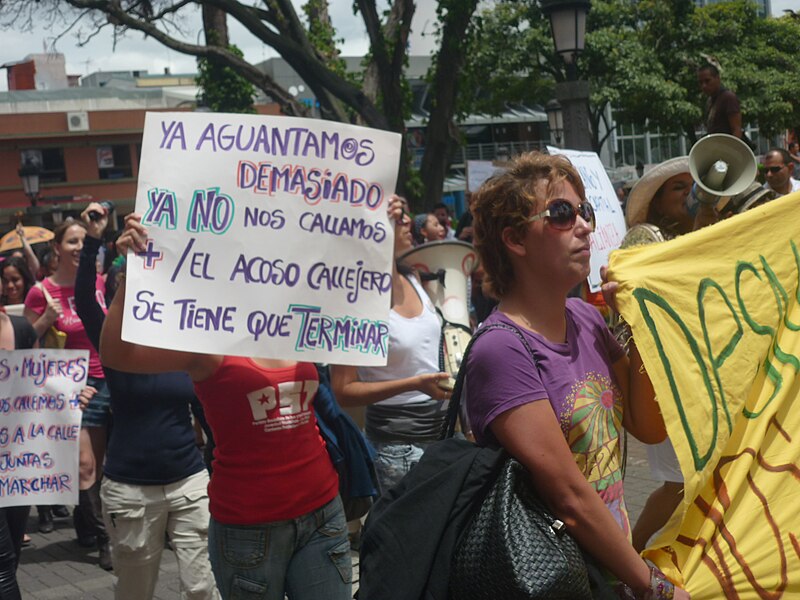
[101,470,220,600]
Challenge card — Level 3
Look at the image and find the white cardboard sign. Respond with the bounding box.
[467,160,505,192]
[0,350,88,507]
[547,147,627,291]
[124,112,402,366]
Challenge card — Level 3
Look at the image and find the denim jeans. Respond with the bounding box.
[369,440,434,496]
[208,495,351,600]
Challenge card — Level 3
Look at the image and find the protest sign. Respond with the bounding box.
[610,193,800,598]
[548,147,627,291]
[466,160,505,192]
[124,112,402,366]
[0,349,87,507]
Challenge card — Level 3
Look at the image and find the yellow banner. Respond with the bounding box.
[609,192,800,599]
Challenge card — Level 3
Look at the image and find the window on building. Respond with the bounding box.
[20,148,67,184]
[97,144,133,180]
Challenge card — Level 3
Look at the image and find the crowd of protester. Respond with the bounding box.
[1,65,798,596]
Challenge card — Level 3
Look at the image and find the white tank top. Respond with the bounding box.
[357,274,441,406]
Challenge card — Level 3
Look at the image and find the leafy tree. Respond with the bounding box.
[196,6,255,113]
[460,0,800,157]
[197,44,256,113]
[457,2,555,117]
[686,1,800,138]
[1,0,481,209]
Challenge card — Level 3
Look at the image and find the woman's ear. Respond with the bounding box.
[501,226,527,258]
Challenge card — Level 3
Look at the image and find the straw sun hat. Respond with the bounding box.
[625,157,690,227]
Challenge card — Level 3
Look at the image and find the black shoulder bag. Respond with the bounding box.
[445,321,593,600]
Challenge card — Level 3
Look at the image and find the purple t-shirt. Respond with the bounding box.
[465,298,630,533]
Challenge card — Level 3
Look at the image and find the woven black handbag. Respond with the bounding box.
[446,322,592,600]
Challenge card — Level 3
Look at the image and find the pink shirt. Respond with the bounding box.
[25,276,107,378]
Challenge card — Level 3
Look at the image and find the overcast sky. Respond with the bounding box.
[0,1,795,91]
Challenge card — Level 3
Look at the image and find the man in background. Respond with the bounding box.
[698,63,742,139]
[762,148,800,198]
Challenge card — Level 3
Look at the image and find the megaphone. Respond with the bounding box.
[399,241,479,389]
[688,134,757,226]
[399,240,479,330]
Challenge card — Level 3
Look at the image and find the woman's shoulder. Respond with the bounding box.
[470,315,534,362]
[566,297,606,326]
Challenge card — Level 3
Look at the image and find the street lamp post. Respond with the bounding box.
[545,99,564,146]
[541,0,593,152]
[18,158,45,226]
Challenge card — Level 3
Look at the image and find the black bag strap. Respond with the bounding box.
[440,320,540,440]
[9,315,36,350]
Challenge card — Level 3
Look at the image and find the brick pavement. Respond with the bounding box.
[17,437,658,599]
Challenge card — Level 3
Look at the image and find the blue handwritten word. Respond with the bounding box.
[159,120,187,150]
[307,261,391,303]
[0,425,25,446]
[243,207,286,229]
[578,166,600,190]
[170,239,217,282]
[194,125,375,166]
[0,451,54,473]
[173,299,236,333]
[289,305,388,357]
[24,423,79,441]
[230,255,301,287]
[0,394,67,413]
[247,311,293,341]
[142,189,178,229]
[299,212,386,243]
[132,290,164,323]
[0,473,72,497]
[187,188,235,234]
[237,162,384,209]
[19,355,88,387]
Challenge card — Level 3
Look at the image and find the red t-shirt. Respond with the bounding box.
[194,357,339,524]
[25,276,107,378]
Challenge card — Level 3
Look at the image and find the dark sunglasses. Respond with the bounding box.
[765,165,786,174]
[528,199,596,231]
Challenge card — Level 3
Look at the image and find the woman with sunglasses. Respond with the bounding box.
[464,152,689,599]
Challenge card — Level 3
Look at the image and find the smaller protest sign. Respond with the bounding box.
[0,350,88,507]
[547,147,627,291]
[467,160,506,192]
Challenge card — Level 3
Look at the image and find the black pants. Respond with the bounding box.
[0,506,30,600]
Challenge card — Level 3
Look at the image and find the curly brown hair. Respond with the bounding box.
[472,152,585,299]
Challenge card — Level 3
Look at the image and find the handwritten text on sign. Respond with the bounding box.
[124,113,402,366]
[548,147,627,292]
[0,350,87,507]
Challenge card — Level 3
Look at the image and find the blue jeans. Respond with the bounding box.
[208,496,351,600]
[369,440,433,496]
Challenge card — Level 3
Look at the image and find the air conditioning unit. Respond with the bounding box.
[67,111,89,132]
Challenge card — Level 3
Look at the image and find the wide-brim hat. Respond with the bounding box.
[625,157,691,227]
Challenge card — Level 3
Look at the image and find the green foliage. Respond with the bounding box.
[458,2,555,116]
[196,44,256,113]
[686,1,800,137]
[302,0,352,83]
[461,0,800,154]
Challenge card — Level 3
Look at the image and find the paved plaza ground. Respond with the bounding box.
[16,437,661,599]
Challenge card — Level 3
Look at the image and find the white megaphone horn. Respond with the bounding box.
[688,133,757,211]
